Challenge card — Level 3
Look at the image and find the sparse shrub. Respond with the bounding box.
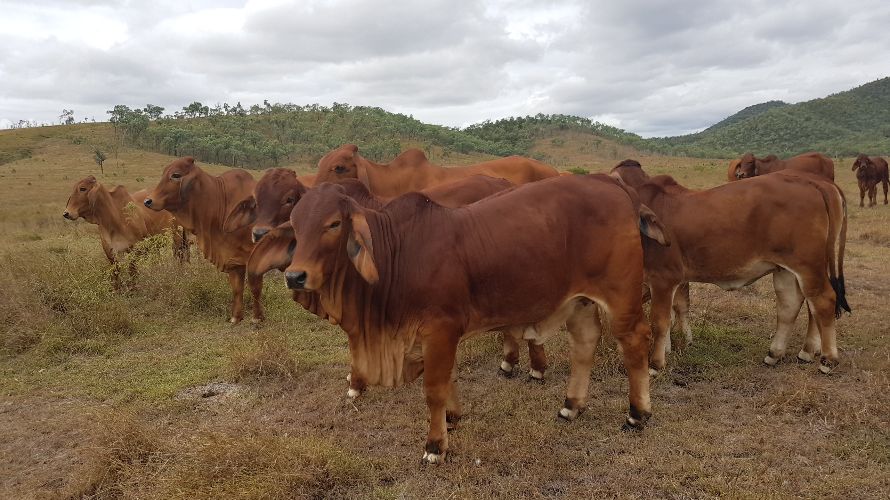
[229,331,299,382]
[567,166,589,175]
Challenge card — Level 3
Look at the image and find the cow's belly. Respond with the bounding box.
[690,260,779,291]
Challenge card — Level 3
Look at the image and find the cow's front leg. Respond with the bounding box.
[226,269,246,324]
[421,325,459,464]
[247,272,265,324]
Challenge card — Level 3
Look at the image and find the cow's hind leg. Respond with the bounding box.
[883,179,889,205]
[648,281,677,375]
[527,340,547,380]
[248,272,265,324]
[499,329,521,376]
[765,268,805,366]
[226,269,246,324]
[559,301,602,421]
[610,305,653,431]
[797,305,821,363]
[673,282,693,348]
[798,272,840,373]
[446,364,462,430]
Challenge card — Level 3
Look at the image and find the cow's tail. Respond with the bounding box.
[822,182,850,317]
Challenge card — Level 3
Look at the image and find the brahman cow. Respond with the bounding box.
[731,152,835,181]
[240,175,542,398]
[611,160,849,375]
[143,157,264,324]
[851,154,889,207]
[313,144,557,198]
[280,174,659,463]
[63,176,188,287]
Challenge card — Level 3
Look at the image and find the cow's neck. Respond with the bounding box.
[318,210,420,387]
[92,185,139,240]
[173,170,232,269]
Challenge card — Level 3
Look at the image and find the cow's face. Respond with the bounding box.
[736,153,757,179]
[64,176,98,221]
[315,144,360,184]
[144,157,197,211]
[253,169,306,241]
[852,155,872,177]
[285,184,378,291]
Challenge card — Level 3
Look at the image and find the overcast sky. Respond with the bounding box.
[1,0,888,137]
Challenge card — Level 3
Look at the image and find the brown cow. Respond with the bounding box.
[731,152,835,180]
[611,160,849,375]
[280,174,656,463]
[143,157,263,324]
[242,175,527,398]
[314,144,557,198]
[851,154,889,207]
[63,176,188,287]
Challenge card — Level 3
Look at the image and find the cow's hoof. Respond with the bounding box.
[499,361,514,377]
[250,317,264,325]
[528,369,544,381]
[346,373,352,383]
[818,358,837,374]
[557,406,579,421]
[229,317,241,325]
[796,350,815,363]
[422,451,446,464]
[621,415,646,432]
[763,354,780,366]
[346,388,360,399]
[648,367,660,377]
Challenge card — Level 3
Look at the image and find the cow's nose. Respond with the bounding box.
[143,198,153,207]
[285,271,307,290]
[252,227,270,242]
[62,211,71,220]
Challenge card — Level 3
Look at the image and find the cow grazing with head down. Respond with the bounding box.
[731,152,835,181]
[64,176,188,287]
[851,154,889,207]
[314,144,558,198]
[243,175,533,398]
[279,174,657,463]
[143,157,263,324]
[611,160,849,375]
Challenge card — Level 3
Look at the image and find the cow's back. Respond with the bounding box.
[452,156,558,185]
[784,152,835,180]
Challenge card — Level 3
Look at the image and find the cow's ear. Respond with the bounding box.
[247,222,295,276]
[86,182,101,209]
[639,204,670,246]
[346,211,378,284]
[223,196,257,233]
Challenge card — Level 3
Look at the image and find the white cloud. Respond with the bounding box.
[1,0,889,136]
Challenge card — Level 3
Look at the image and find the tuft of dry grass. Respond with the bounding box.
[229,331,300,383]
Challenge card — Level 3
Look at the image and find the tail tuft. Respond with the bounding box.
[830,275,851,318]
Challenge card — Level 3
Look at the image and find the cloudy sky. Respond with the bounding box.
[1,0,889,137]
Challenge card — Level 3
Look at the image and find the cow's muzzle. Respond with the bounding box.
[143,198,153,208]
[62,211,73,220]
[285,271,307,290]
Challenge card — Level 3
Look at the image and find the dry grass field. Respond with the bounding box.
[1,125,888,499]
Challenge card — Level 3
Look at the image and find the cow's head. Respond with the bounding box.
[735,153,757,179]
[224,168,307,242]
[144,157,198,211]
[284,183,378,291]
[314,144,362,184]
[852,154,872,174]
[609,159,649,188]
[63,176,99,221]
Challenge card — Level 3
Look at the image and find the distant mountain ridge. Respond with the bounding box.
[702,100,789,133]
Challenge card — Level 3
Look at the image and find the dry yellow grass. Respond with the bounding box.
[1,125,888,498]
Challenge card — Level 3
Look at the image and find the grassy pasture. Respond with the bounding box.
[1,125,889,498]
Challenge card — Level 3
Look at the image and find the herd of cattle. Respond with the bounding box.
[62,147,883,463]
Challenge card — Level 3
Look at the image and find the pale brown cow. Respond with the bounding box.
[241,175,527,398]
[280,174,657,463]
[143,157,263,324]
[611,160,849,375]
[63,176,188,287]
[731,152,835,180]
[851,154,889,207]
[314,144,558,198]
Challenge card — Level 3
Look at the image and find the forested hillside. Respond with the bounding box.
[649,77,890,157]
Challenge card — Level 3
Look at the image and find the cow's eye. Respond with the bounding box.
[286,197,295,204]
[79,187,87,192]
[334,165,346,174]
[329,221,341,230]
[171,172,182,179]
